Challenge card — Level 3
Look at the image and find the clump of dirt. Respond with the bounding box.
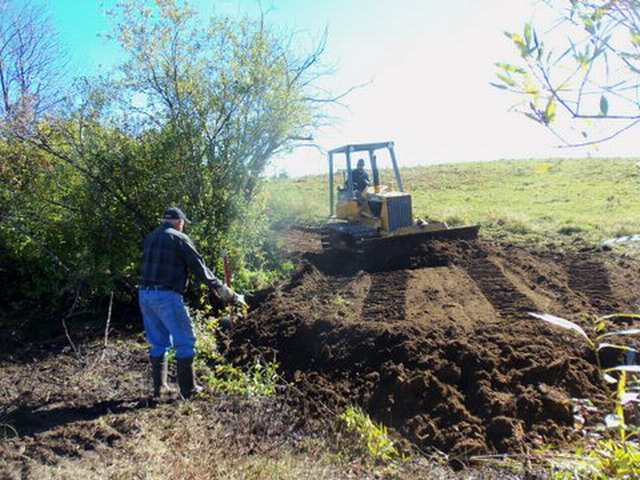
[230,229,640,457]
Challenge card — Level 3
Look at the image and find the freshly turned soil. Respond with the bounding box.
[231,227,640,457]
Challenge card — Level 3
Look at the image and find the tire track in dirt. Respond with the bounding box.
[404,266,500,330]
[361,271,410,322]
[231,231,640,457]
[463,257,537,320]
[567,258,615,312]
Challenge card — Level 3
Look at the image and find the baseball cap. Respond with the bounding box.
[162,206,191,223]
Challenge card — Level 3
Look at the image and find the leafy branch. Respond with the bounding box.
[495,1,640,146]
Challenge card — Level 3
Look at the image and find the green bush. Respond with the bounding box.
[0,0,328,312]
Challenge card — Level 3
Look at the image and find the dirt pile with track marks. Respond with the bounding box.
[232,228,640,457]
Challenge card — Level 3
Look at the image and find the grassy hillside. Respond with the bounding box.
[265,157,640,247]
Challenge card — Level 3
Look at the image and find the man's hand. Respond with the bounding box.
[216,283,234,302]
[216,284,248,308]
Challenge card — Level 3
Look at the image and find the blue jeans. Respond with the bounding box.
[138,289,196,358]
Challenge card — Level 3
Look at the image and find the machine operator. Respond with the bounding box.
[351,158,370,195]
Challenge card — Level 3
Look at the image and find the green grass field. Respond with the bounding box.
[265,157,640,248]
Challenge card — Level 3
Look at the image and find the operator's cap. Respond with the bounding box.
[162,206,191,223]
[357,158,365,167]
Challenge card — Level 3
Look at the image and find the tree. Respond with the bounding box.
[98,0,330,257]
[494,0,640,147]
[0,2,65,121]
[0,2,68,308]
[0,2,64,249]
[0,0,334,308]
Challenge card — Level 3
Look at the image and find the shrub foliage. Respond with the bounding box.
[0,0,326,312]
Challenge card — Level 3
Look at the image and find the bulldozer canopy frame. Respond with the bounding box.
[328,142,404,217]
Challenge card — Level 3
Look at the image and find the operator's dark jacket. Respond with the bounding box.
[140,222,223,293]
[351,168,370,192]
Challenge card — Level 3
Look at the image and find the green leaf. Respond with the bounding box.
[599,95,609,116]
[524,112,542,124]
[583,17,596,35]
[544,97,557,123]
[524,23,532,46]
[495,62,526,74]
[497,73,516,87]
[490,82,509,90]
[602,314,640,320]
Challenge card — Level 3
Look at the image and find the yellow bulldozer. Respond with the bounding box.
[323,142,479,259]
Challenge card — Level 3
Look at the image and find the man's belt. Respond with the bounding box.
[139,284,174,291]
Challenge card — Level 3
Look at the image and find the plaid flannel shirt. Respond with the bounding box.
[139,222,223,293]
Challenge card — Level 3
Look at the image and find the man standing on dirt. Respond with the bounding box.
[139,206,245,400]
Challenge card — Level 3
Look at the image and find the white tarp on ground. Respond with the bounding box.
[603,234,640,246]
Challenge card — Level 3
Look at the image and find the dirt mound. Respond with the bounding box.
[231,230,640,457]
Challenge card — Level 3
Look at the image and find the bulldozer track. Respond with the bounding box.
[463,257,537,320]
[567,258,614,312]
[320,231,331,252]
[361,271,410,322]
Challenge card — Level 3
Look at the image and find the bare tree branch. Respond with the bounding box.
[556,118,640,148]
[0,2,66,121]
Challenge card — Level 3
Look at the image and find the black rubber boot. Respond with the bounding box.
[176,356,202,400]
[150,354,173,398]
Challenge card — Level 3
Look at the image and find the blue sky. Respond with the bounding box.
[35,1,640,175]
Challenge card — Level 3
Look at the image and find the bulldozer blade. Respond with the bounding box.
[410,224,480,241]
[357,225,480,271]
[321,223,479,272]
[364,225,479,247]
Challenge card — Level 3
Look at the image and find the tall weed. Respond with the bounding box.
[341,406,404,464]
